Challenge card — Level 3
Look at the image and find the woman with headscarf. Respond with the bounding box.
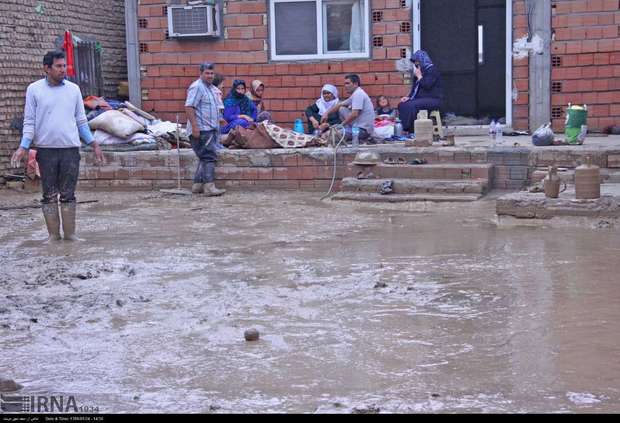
[304,84,341,134]
[397,50,443,133]
[222,80,257,134]
[246,80,272,123]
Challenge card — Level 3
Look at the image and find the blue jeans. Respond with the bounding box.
[190,130,218,184]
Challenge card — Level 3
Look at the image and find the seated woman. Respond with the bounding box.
[247,80,272,123]
[304,84,341,134]
[397,50,443,133]
[222,80,257,134]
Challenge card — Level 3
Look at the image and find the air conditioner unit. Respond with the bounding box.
[167,4,221,38]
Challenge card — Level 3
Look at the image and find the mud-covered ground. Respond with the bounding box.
[1,189,620,413]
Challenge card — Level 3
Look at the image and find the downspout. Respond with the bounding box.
[125,0,142,107]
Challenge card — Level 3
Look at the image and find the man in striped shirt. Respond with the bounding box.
[185,62,226,196]
[10,50,104,242]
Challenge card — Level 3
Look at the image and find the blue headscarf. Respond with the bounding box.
[411,50,434,70]
[224,79,254,116]
[410,50,434,99]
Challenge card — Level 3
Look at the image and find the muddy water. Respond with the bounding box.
[1,190,620,413]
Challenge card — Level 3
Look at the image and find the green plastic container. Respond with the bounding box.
[565,104,587,144]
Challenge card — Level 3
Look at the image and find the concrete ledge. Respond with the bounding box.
[496,192,620,219]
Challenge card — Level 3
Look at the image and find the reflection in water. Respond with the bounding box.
[1,192,619,413]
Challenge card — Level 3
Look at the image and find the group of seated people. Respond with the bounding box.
[214,49,443,144]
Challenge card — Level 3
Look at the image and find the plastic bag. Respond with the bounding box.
[373,123,395,139]
[88,110,145,139]
[532,123,554,146]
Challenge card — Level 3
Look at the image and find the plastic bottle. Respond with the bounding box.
[489,120,497,141]
[394,119,403,137]
[495,122,503,145]
[293,118,304,134]
[351,126,360,147]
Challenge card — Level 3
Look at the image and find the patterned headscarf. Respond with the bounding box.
[248,80,264,100]
[224,79,253,116]
[411,50,434,70]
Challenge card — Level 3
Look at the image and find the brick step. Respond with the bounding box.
[531,168,620,184]
[347,163,494,180]
[332,192,483,203]
[340,177,489,195]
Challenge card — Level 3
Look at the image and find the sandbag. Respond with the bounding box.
[88,110,145,139]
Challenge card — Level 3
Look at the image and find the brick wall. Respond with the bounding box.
[139,0,618,135]
[512,0,530,131]
[550,0,620,132]
[138,0,412,125]
[0,0,128,174]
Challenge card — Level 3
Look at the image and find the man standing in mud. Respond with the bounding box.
[185,62,226,196]
[10,50,104,242]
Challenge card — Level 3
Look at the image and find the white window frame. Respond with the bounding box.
[269,0,370,61]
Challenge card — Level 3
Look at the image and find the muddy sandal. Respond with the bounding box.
[409,158,427,165]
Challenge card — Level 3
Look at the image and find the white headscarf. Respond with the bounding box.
[315,84,339,116]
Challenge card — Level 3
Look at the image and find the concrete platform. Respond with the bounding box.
[496,184,620,219]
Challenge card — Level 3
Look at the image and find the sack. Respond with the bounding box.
[565,105,588,144]
[532,123,554,146]
[224,123,279,149]
[373,123,395,139]
[89,110,145,139]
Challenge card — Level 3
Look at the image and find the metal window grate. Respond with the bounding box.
[138,18,148,29]
[552,81,562,93]
[552,56,562,67]
[72,41,103,97]
[162,6,168,16]
[552,107,563,119]
[373,36,383,47]
[372,11,383,22]
[139,43,148,53]
[401,0,408,8]
[400,22,411,33]
[400,48,407,58]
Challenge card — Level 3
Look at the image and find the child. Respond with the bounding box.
[212,73,227,150]
[375,95,397,119]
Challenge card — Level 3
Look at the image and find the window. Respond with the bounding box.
[270,0,369,60]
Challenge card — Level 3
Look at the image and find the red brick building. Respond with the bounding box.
[135,0,618,134]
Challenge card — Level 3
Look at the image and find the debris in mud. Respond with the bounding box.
[351,404,381,414]
[121,265,137,277]
[129,296,150,303]
[208,404,221,412]
[594,220,613,229]
[74,271,96,280]
[244,328,260,341]
[431,393,441,398]
[0,377,23,392]
[374,282,388,289]
[29,318,38,323]
[133,395,140,401]
[116,299,125,308]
